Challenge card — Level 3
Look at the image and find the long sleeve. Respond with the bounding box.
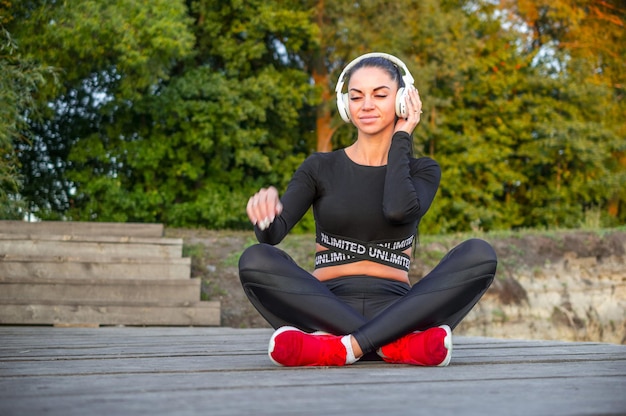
[382,131,441,224]
[254,155,319,245]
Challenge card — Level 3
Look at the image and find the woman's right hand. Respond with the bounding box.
[246,186,283,230]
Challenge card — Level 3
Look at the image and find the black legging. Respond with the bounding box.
[239,238,497,355]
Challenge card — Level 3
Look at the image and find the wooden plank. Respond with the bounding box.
[1,374,622,416]
[0,233,182,244]
[0,236,183,258]
[0,302,220,326]
[0,220,164,237]
[0,327,624,416]
[0,277,202,303]
[0,330,622,369]
[0,255,191,280]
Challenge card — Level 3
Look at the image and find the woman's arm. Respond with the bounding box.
[382,131,441,224]
[248,155,319,245]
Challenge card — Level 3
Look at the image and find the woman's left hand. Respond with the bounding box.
[394,86,422,135]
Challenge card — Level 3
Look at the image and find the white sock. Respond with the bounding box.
[341,335,358,365]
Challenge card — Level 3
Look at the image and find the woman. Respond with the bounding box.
[238,52,497,367]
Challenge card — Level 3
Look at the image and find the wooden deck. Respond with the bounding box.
[1,326,625,416]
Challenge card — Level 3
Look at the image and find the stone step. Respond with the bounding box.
[0,234,183,258]
[0,301,220,326]
[0,277,203,303]
[0,255,191,280]
[0,220,164,238]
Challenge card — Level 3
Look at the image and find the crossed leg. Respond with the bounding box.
[239,239,497,364]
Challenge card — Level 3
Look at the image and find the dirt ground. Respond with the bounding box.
[166,228,626,344]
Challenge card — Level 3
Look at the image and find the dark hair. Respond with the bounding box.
[346,56,405,89]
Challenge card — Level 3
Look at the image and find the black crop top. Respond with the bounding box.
[255,131,441,271]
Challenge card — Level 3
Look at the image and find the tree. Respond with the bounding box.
[499,0,626,224]
[7,0,319,228]
[6,0,625,231]
[417,0,625,232]
[0,21,56,219]
[7,0,196,220]
[305,0,625,232]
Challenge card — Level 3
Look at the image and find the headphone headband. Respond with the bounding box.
[335,52,414,95]
[335,52,415,123]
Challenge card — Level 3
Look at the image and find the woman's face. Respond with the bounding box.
[347,66,399,135]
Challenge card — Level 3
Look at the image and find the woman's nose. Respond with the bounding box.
[362,95,375,109]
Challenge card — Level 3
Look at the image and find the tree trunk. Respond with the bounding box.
[312,0,335,152]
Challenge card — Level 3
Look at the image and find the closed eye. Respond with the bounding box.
[348,85,391,102]
[350,94,388,101]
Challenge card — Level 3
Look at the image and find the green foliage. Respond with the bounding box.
[57,0,318,227]
[4,0,625,232]
[0,24,56,219]
[408,0,625,233]
[7,0,196,220]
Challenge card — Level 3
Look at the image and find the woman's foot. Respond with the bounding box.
[268,326,356,367]
[377,325,452,366]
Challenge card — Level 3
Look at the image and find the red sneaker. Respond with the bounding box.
[378,325,452,367]
[268,326,349,367]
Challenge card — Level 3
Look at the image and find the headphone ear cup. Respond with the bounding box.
[338,93,351,123]
[395,87,407,118]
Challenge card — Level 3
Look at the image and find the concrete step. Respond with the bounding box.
[0,255,191,280]
[0,220,163,238]
[0,301,220,326]
[0,234,183,258]
[0,277,203,303]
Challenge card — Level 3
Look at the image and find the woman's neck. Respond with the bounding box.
[345,134,392,166]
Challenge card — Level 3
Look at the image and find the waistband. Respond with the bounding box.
[323,275,411,292]
[315,230,413,272]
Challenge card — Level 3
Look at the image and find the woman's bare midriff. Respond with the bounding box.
[312,244,411,284]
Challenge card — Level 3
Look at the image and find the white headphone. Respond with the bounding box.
[335,52,415,123]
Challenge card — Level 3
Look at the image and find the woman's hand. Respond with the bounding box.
[246,186,283,230]
[394,85,423,135]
